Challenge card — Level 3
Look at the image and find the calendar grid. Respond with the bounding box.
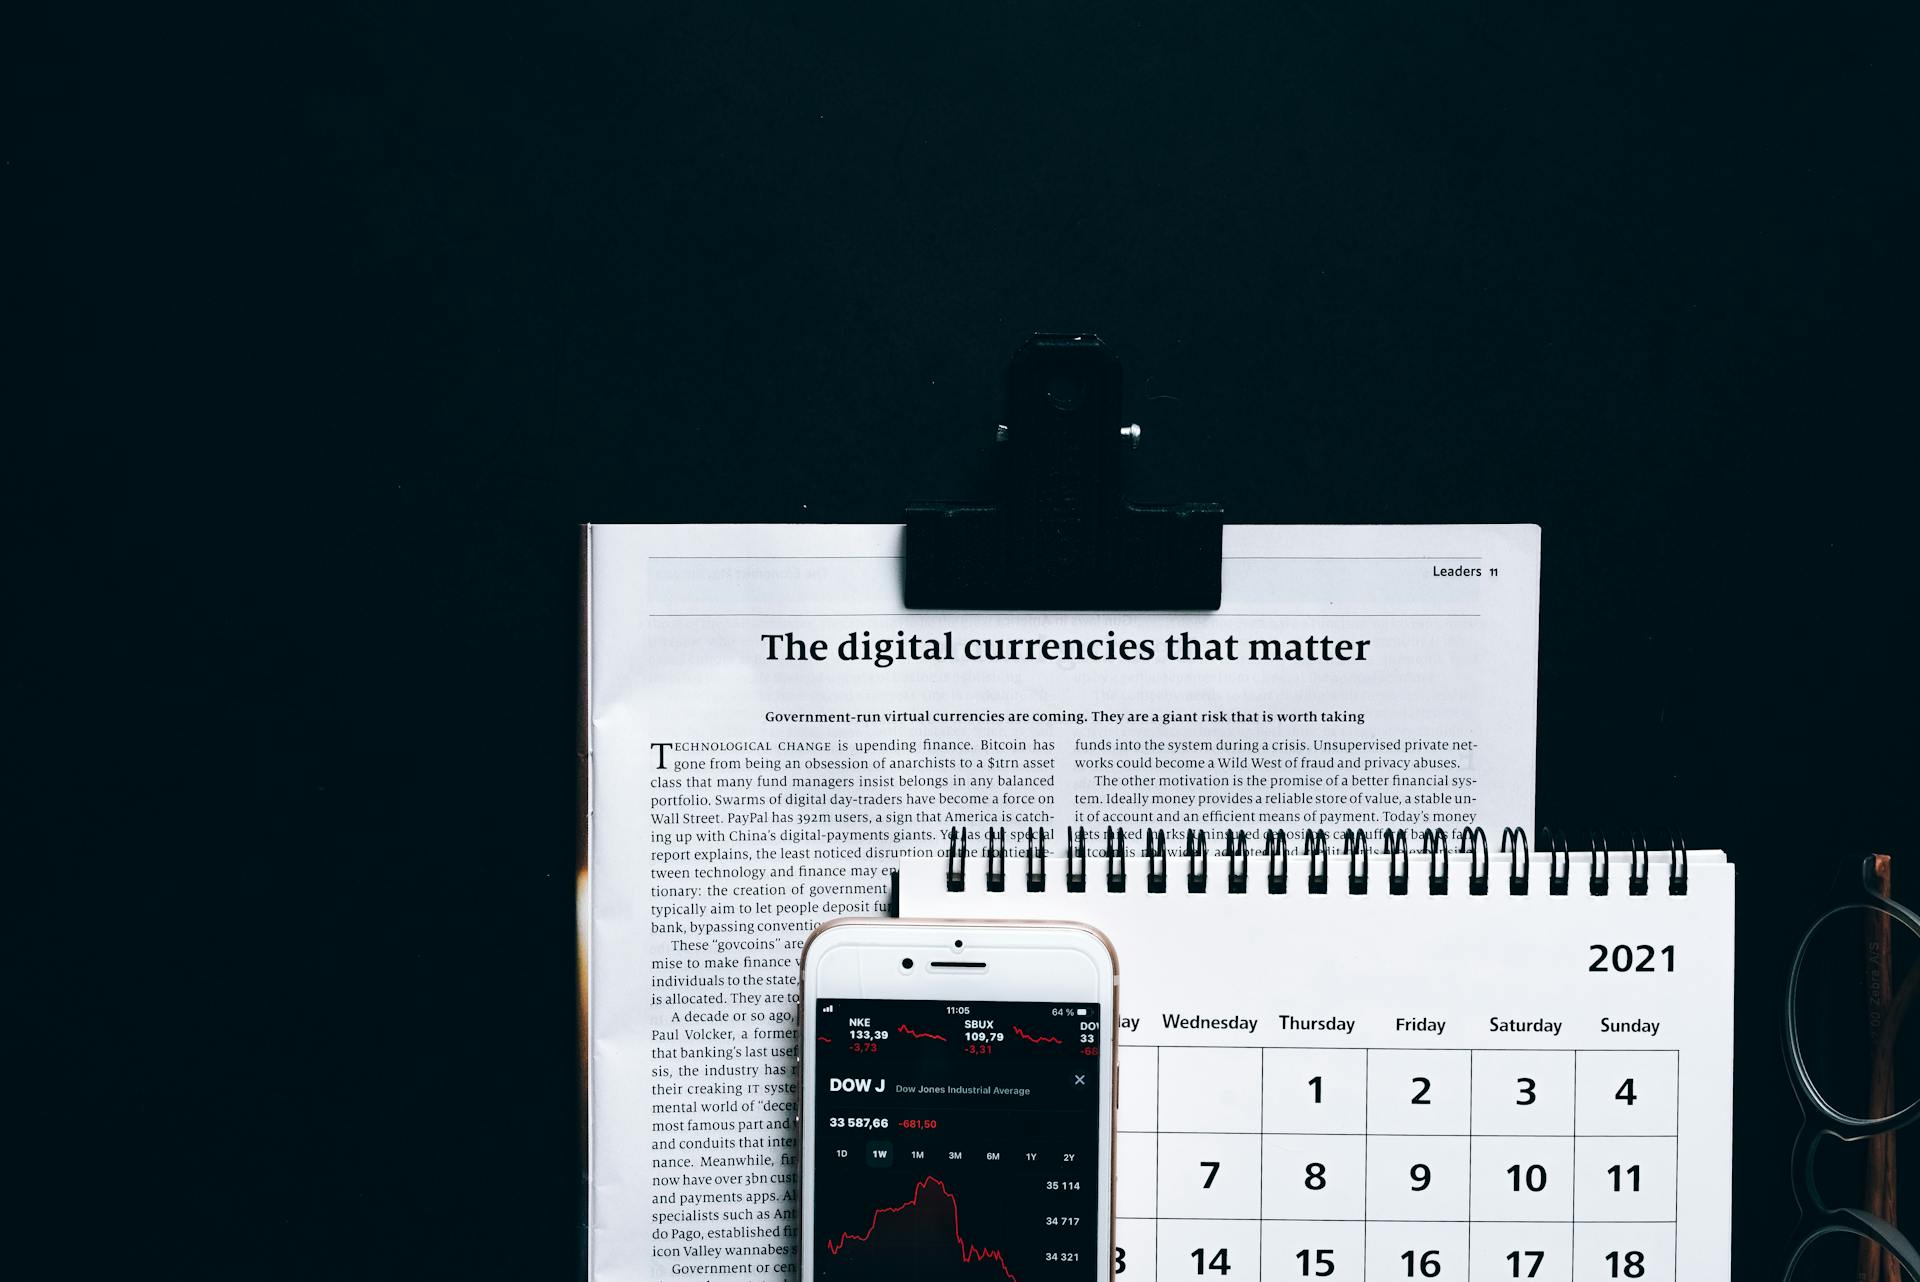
[1570,1049,1579,1273]
[1257,1048,1265,1279]
[1118,1130,1676,1138]
[1112,1216,1682,1224]
[1464,1049,1473,1282]
[1153,1046,1161,1275]
[1673,1050,1681,1282]
[1114,1044,1681,1281]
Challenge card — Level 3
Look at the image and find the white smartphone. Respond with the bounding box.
[799,918,1118,1282]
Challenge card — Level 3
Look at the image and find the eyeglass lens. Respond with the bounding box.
[1793,905,1917,1124]
[1790,902,1914,1280]
[1784,1224,1915,1282]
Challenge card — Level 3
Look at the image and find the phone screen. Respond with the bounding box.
[812,997,1104,1280]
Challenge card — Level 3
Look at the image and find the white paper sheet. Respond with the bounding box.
[586,522,1540,1280]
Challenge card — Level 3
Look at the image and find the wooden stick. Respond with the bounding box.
[1863,854,1902,1282]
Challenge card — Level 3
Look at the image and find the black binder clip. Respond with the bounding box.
[1344,829,1370,894]
[1589,833,1611,896]
[985,827,1007,892]
[1265,829,1289,894]
[1146,829,1169,893]
[1105,826,1126,893]
[1305,829,1330,894]
[1025,827,1046,892]
[905,334,1223,609]
[1226,830,1249,893]
[1627,834,1650,896]
[1547,829,1570,896]
[1424,828,1450,895]
[1668,833,1689,896]
[945,826,967,892]
[1464,826,1490,896]
[1385,829,1410,895]
[1186,830,1208,893]
[1503,826,1531,896]
[1065,827,1087,893]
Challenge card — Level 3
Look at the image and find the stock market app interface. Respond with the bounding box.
[812,998,1103,1281]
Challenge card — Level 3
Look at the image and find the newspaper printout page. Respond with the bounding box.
[585,523,1540,1281]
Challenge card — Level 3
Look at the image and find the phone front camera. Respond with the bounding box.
[900,957,914,970]
[953,939,964,949]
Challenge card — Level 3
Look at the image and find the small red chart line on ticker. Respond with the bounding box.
[896,1024,947,1041]
[1011,1026,1062,1045]
[825,1175,1017,1281]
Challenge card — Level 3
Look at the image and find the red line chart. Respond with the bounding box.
[1010,1026,1061,1045]
[824,1175,1017,1281]
[895,1023,947,1041]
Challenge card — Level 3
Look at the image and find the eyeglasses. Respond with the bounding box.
[1782,855,1918,1281]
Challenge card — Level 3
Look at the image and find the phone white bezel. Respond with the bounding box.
[797,917,1118,1280]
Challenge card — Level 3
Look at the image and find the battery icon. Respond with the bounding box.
[1076,1008,1086,1015]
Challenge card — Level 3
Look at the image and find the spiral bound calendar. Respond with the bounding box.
[899,832,1733,1282]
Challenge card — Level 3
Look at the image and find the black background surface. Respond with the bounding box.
[53,2,1913,1277]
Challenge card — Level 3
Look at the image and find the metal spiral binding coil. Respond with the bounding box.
[1305,828,1330,894]
[1266,829,1289,893]
[1145,828,1169,893]
[984,826,1007,892]
[1464,826,1490,896]
[1423,827,1450,895]
[1546,829,1571,895]
[1628,834,1650,897]
[1344,829,1370,894]
[1503,826,1531,895]
[1384,829,1410,895]
[937,824,1682,898]
[1226,830,1250,894]
[1026,827,1046,892]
